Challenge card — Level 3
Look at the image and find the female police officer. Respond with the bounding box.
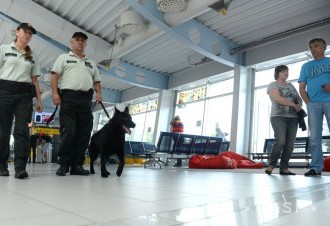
[0,23,43,179]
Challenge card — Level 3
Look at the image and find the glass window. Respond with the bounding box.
[174,82,233,138]
[203,95,232,141]
[128,99,158,142]
[208,78,234,97]
[129,113,145,141]
[254,61,305,87]
[143,111,157,142]
[175,101,205,135]
[251,87,273,153]
[96,109,113,131]
[254,68,274,88]
[251,59,325,153]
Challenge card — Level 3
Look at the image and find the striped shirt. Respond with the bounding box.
[171,120,184,133]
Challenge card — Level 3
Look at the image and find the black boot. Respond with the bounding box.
[56,164,69,176]
[0,164,9,176]
[70,165,90,176]
[15,169,28,179]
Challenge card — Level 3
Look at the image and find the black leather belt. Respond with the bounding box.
[0,79,31,93]
[59,89,93,96]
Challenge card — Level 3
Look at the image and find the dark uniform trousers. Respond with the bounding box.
[0,89,32,171]
[57,89,93,166]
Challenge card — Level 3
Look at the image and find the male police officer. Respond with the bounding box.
[51,32,102,176]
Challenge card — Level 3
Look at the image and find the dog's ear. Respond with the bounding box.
[124,106,129,113]
[114,107,120,115]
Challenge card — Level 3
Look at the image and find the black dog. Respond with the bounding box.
[89,107,135,178]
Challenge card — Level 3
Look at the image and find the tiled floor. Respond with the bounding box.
[1,163,330,226]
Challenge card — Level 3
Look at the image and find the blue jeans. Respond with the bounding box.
[268,117,298,170]
[307,102,330,172]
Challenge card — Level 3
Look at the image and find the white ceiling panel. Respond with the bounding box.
[121,33,206,74]
[1,0,329,99]
[197,0,330,46]
[32,0,127,43]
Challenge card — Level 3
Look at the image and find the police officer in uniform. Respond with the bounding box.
[0,23,43,179]
[51,32,102,176]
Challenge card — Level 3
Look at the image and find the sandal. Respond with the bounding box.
[279,170,296,175]
[265,166,273,175]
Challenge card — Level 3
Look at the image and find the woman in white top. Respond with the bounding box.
[0,23,43,179]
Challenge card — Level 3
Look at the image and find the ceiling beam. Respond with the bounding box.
[99,61,168,90]
[0,12,69,52]
[0,11,122,104]
[124,0,243,67]
[0,0,168,91]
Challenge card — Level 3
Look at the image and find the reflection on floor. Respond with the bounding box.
[0,164,330,226]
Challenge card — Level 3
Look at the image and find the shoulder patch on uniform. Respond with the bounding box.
[24,58,35,64]
[5,53,18,57]
[85,61,93,69]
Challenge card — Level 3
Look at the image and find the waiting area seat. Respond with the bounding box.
[124,141,163,168]
[144,132,230,168]
[205,137,223,155]
[171,134,195,161]
[130,141,146,157]
[143,142,162,168]
[124,132,231,169]
[249,136,330,167]
[191,135,209,155]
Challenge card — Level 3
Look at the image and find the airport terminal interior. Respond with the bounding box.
[1,0,330,225]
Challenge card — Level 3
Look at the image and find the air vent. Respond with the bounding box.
[120,10,145,35]
[157,0,188,13]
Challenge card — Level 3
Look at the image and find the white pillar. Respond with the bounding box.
[153,89,176,142]
[230,65,253,154]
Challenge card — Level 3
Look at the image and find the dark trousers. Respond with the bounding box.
[268,116,298,170]
[0,90,32,170]
[57,90,93,166]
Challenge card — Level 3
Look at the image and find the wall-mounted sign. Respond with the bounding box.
[177,86,207,104]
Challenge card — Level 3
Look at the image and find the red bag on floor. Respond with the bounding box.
[189,155,237,169]
[220,152,264,169]
[236,159,264,169]
[323,157,330,172]
[189,152,263,169]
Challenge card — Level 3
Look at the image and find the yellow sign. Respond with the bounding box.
[32,127,60,135]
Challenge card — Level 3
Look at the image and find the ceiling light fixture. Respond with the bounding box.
[208,0,232,15]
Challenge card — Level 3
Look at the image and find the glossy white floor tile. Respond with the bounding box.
[0,163,330,226]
